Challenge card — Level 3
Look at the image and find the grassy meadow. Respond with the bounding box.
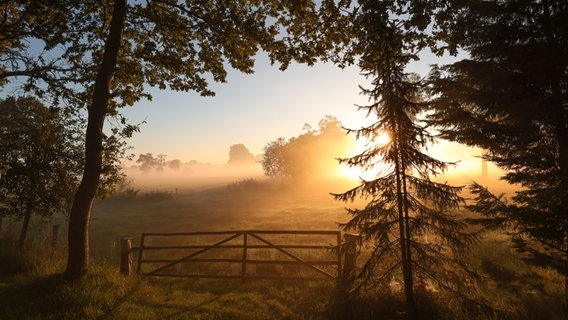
[0,175,566,319]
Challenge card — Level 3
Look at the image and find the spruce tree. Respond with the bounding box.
[332,1,478,317]
[427,0,568,303]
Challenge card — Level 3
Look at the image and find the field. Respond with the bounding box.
[0,176,566,319]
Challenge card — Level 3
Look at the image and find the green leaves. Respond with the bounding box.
[0,96,83,220]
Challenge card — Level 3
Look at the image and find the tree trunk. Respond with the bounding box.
[18,204,33,250]
[64,0,127,281]
[400,159,415,319]
[393,138,416,319]
[565,261,568,307]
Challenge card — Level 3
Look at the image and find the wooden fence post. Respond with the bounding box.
[242,232,247,281]
[120,238,133,276]
[342,233,360,289]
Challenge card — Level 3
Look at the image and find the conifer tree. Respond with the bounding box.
[427,0,568,303]
[332,1,478,317]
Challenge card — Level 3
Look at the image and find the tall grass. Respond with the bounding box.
[1,184,566,319]
[0,237,337,320]
[2,240,565,320]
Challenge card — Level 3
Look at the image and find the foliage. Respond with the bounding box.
[261,115,355,178]
[135,153,167,172]
[1,0,332,279]
[331,1,479,317]
[427,0,568,301]
[227,144,256,166]
[0,96,83,249]
[261,137,289,177]
[135,153,185,172]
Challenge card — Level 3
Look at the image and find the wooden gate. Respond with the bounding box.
[133,230,342,280]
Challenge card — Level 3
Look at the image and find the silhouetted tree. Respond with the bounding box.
[261,137,288,177]
[261,116,354,178]
[331,2,478,318]
[427,0,568,303]
[136,153,167,172]
[227,144,255,166]
[0,96,83,249]
[0,0,329,280]
[136,153,157,172]
[168,159,182,170]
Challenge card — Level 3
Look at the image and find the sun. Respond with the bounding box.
[338,132,391,181]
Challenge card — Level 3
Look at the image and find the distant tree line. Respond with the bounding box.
[133,143,258,173]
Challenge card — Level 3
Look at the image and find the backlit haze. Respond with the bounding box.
[118,51,506,191]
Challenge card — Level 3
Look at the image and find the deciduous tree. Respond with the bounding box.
[261,137,288,177]
[261,116,354,178]
[227,144,255,166]
[0,96,83,250]
[1,0,329,279]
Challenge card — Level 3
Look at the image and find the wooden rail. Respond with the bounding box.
[120,230,359,283]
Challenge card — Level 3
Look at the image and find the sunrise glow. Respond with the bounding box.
[338,132,392,181]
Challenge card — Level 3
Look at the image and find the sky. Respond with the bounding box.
[118,49,452,166]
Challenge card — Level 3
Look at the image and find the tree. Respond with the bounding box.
[136,153,166,172]
[1,0,329,279]
[168,159,182,170]
[331,2,478,317]
[261,116,354,178]
[0,96,83,250]
[261,137,289,177]
[227,144,255,166]
[427,0,568,303]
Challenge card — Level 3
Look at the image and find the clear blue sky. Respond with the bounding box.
[119,50,443,165]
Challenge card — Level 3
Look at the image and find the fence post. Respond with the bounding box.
[120,238,133,276]
[242,232,248,281]
[342,233,360,289]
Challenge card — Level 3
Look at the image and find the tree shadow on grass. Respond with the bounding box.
[96,277,250,320]
[480,259,547,294]
[0,274,66,319]
[95,276,144,320]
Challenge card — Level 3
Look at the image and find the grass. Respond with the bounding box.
[0,248,337,320]
[0,237,566,319]
[0,179,567,319]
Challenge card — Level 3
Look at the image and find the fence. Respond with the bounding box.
[120,230,359,283]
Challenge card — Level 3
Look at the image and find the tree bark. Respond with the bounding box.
[393,133,416,319]
[64,0,127,280]
[18,203,33,250]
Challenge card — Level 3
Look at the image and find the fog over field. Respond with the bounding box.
[83,148,519,260]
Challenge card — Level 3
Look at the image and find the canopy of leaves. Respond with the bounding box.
[0,96,83,218]
[261,116,355,179]
[227,144,256,166]
[1,0,332,110]
[136,153,167,172]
